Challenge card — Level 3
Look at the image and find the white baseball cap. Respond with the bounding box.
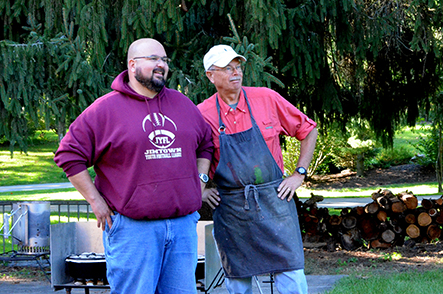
[203,45,247,71]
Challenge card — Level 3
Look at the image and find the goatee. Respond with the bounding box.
[135,67,166,93]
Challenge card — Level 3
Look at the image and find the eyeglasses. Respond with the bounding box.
[133,55,171,65]
[209,65,243,74]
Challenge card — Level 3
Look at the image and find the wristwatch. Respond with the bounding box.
[295,167,307,176]
[199,173,209,183]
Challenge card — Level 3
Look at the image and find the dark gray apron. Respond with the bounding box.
[212,89,304,279]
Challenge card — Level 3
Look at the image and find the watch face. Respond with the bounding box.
[297,167,307,175]
[199,173,209,183]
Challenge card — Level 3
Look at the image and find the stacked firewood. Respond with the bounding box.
[297,190,443,251]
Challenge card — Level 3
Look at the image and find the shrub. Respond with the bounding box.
[367,146,415,169]
[282,128,347,177]
[413,126,439,169]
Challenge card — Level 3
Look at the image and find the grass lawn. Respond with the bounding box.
[329,269,443,294]
[0,130,69,186]
[0,188,83,201]
[297,182,440,198]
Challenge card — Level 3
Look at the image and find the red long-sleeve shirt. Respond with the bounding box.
[197,87,316,177]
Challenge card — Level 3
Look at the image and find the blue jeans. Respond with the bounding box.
[225,269,308,294]
[103,211,200,294]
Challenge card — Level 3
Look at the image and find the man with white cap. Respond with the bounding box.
[197,44,318,294]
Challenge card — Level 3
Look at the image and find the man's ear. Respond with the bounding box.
[205,71,214,84]
[128,59,136,73]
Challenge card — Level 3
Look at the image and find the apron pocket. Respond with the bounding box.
[255,185,293,220]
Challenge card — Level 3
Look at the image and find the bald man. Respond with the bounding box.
[55,38,213,293]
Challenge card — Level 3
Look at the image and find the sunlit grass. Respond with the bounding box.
[297,182,440,198]
[0,130,68,186]
[328,269,443,294]
[393,125,430,151]
[0,149,66,185]
[0,188,83,201]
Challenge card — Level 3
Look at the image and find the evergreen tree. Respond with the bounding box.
[0,0,442,154]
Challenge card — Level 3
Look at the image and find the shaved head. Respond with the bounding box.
[127,38,166,66]
[126,38,169,97]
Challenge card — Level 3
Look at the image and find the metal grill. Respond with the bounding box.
[0,202,51,282]
[12,202,50,254]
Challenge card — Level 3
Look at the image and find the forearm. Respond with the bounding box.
[197,158,211,191]
[68,170,103,205]
[278,128,318,201]
[197,158,211,175]
[295,127,318,173]
[68,169,113,230]
[197,157,220,208]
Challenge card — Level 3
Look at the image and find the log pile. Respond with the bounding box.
[297,190,443,251]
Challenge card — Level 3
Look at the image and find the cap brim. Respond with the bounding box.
[212,53,246,69]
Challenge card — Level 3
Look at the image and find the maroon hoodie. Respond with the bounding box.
[54,70,213,219]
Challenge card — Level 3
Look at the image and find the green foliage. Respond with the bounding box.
[380,251,402,262]
[282,126,347,176]
[366,146,414,169]
[0,0,442,154]
[337,257,358,266]
[414,126,440,168]
[287,124,427,175]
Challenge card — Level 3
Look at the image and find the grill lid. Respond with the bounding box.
[66,252,105,263]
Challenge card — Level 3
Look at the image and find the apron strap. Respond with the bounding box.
[244,184,261,211]
[215,88,257,134]
[215,95,226,134]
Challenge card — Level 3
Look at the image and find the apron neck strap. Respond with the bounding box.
[216,88,257,133]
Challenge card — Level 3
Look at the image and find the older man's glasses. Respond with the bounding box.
[210,65,243,74]
[133,55,171,65]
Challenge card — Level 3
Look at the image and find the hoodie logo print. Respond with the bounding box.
[142,113,182,160]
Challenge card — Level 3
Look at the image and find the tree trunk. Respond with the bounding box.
[400,193,418,210]
[427,224,441,240]
[370,239,392,249]
[435,210,443,224]
[376,196,391,210]
[417,212,432,227]
[356,153,364,177]
[377,210,388,222]
[342,215,357,229]
[381,229,396,243]
[329,215,342,226]
[406,224,420,239]
[437,124,442,193]
[421,199,434,210]
[391,198,407,213]
[428,208,438,217]
[57,112,66,142]
[365,202,379,214]
[404,213,416,224]
[359,216,379,240]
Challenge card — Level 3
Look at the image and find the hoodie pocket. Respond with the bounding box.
[122,176,200,220]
